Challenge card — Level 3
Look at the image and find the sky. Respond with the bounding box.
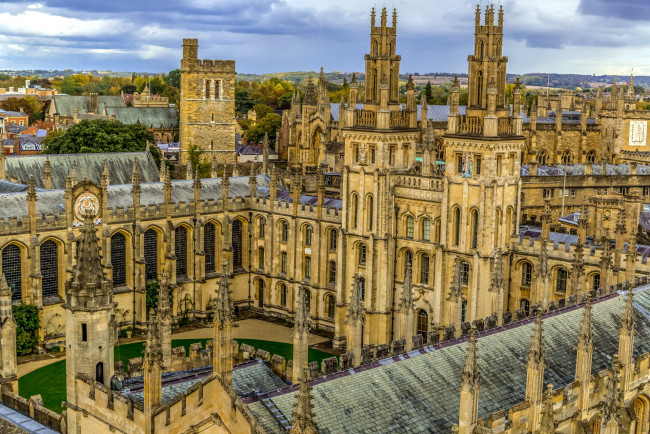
[0,0,648,75]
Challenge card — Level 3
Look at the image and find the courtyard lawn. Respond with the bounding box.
[19,338,335,414]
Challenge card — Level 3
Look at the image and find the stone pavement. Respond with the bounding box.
[18,319,329,378]
[0,403,57,433]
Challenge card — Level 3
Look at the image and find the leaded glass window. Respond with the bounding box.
[40,240,58,300]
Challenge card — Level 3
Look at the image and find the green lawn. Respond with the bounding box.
[19,339,335,414]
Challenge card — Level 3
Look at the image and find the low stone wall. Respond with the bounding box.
[0,384,65,433]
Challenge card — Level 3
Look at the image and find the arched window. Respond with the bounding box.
[359,277,366,300]
[40,240,59,300]
[205,80,211,99]
[470,209,479,249]
[406,215,414,239]
[281,252,287,274]
[590,416,602,434]
[328,261,336,285]
[258,279,265,308]
[144,229,158,281]
[281,220,289,242]
[111,232,127,287]
[258,247,265,270]
[454,207,461,246]
[305,226,312,246]
[417,309,428,338]
[520,299,530,316]
[204,222,216,274]
[592,273,601,291]
[561,150,573,165]
[279,283,287,307]
[326,294,335,318]
[556,268,567,293]
[476,70,484,107]
[521,262,532,286]
[329,228,337,251]
[175,226,188,279]
[538,150,548,166]
[633,397,648,434]
[367,195,374,231]
[232,220,243,268]
[96,362,104,384]
[304,256,311,280]
[358,243,367,265]
[478,40,484,58]
[461,299,468,323]
[259,218,266,237]
[586,150,597,164]
[422,218,431,241]
[420,254,430,285]
[460,261,470,286]
[404,250,413,273]
[351,194,359,229]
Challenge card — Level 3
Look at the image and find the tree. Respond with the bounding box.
[12,303,40,355]
[42,119,161,165]
[165,69,181,89]
[251,103,274,120]
[246,113,282,144]
[0,96,44,123]
[421,81,433,103]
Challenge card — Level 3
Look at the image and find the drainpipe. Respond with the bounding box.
[248,210,253,309]
[192,216,197,319]
[390,199,398,343]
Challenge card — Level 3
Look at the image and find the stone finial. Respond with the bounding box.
[214,261,233,326]
[448,257,463,302]
[71,160,78,183]
[627,235,638,265]
[539,384,555,433]
[461,326,479,391]
[578,205,588,230]
[142,309,163,371]
[602,355,623,425]
[290,363,318,434]
[27,175,36,202]
[347,273,365,325]
[193,163,201,190]
[400,262,414,312]
[577,295,593,352]
[406,74,414,91]
[211,153,218,178]
[185,161,193,180]
[102,159,111,185]
[293,285,311,337]
[528,311,545,365]
[621,289,635,334]
[43,156,52,189]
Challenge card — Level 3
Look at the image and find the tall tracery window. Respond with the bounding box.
[281,252,288,274]
[40,240,59,300]
[326,295,335,318]
[279,283,287,306]
[111,232,127,287]
[367,195,374,230]
[556,268,567,293]
[358,243,367,265]
[259,218,265,237]
[460,261,470,286]
[329,228,337,251]
[406,215,414,239]
[305,226,312,246]
[538,150,548,166]
[175,226,188,279]
[204,222,216,274]
[144,229,158,281]
[417,309,428,338]
[561,150,573,165]
[521,262,532,286]
[328,261,336,285]
[281,220,289,242]
[420,254,430,285]
[454,207,461,246]
[351,194,359,229]
[422,218,431,241]
[205,80,211,99]
[258,247,265,270]
[304,256,311,280]
[359,277,366,300]
[470,210,479,249]
[232,220,243,268]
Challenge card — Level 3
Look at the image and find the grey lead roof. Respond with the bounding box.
[248,286,650,433]
[51,95,125,116]
[104,107,178,129]
[4,152,159,189]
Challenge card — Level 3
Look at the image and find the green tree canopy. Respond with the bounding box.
[164,69,181,88]
[246,113,282,144]
[42,119,161,165]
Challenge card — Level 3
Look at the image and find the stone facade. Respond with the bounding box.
[179,38,236,165]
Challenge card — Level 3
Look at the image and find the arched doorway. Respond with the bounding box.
[633,396,649,433]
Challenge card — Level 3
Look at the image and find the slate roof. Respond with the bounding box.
[121,360,287,404]
[4,152,159,189]
[104,107,178,128]
[51,95,125,116]
[248,286,650,433]
[236,144,278,156]
[6,123,28,134]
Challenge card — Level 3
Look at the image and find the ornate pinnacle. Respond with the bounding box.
[541,199,552,225]
[490,249,505,293]
[539,384,555,433]
[621,289,635,334]
[452,75,460,90]
[578,205,588,230]
[214,261,233,327]
[528,311,545,365]
[627,236,638,265]
[157,271,171,321]
[293,285,311,337]
[143,309,163,370]
[571,243,585,278]
[291,363,318,434]
[461,326,479,391]
[601,235,612,269]
[577,295,593,352]
[27,175,36,201]
[400,263,414,312]
[602,355,623,425]
[615,210,626,235]
[448,257,463,301]
[193,164,201,190]
[346,273,365,325]
[0,274,10,298]
[72,211,105,288]
[406,74,414,91]
[536,238,550,283]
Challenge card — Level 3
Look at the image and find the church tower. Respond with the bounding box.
[442,3,525,325]
[64,212,115,421]
[364,7,401,110]
[466,4,508,118]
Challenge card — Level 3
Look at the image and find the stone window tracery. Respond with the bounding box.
[204,222,216,274]
[40,240,59,300]
[175,226,188,278]
[111,232,127,287]
[144,229,158,281]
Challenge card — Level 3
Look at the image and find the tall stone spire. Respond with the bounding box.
[292,285,311,381]
[575,295,593,416]
[619,290,635,391]
[213,260,234,385]
[290,363,319,434]
[458,326,479,434]
[526,312,545,430]
[346,273,365,366]
[400,263,415,351]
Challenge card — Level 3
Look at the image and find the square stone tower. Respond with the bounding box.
[180,38,236,164]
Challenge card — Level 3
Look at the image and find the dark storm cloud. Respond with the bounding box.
[578,0,650,21]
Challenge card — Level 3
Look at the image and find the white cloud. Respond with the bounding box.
[0,10,124,38]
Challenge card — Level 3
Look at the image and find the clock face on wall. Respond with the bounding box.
[629,120,647,147]
[74,192,99,221]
